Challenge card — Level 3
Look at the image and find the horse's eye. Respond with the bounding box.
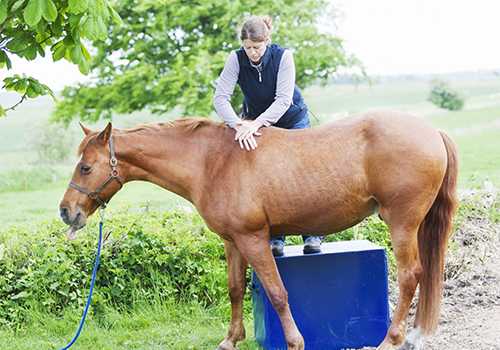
[80,165,92,174]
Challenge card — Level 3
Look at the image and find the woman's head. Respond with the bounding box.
[238,15,273,64]
[238,15,273,43]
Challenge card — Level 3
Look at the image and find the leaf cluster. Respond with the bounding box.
[52,0,367,125]
[0,0,122,115]
[0,207,228,326]
[428,78,466,111]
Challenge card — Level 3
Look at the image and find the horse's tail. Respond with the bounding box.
[416,130,459,335]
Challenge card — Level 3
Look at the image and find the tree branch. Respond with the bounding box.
[4,93,28,112]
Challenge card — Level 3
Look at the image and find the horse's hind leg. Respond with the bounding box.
[378,223,423,350]
[217,240,248,350]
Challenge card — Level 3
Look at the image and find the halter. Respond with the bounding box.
[69,135,123,208]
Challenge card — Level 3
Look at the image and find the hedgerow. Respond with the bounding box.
[0,206,228,326]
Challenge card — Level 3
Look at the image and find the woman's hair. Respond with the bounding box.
[238,15,273,43]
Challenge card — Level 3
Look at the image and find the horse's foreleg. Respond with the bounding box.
[217,240,248,350]
[378,228,423,350]
[234,233,304,350]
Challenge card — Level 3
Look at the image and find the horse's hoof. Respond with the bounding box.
[216,346,236,350]
[397,341,416,350]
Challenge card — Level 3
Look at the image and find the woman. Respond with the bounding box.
[213,14,322,256]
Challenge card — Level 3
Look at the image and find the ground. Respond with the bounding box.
[361,189,500,350]
[424,190,500,350]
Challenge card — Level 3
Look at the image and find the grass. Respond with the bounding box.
[424,104,500,132]
[421,104,500,187]
[0,180,191,224]
[454,129,500,186]
[0,300,261,350]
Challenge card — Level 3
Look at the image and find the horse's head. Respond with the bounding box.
[59,122,123,240]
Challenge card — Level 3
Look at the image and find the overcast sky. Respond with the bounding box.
[333,0,500,75]
[2,0,499,90]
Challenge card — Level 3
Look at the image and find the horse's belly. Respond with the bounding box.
[267,198,378,238]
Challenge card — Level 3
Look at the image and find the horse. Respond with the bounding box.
[59,107,458,350]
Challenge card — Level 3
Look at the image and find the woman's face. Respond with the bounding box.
[242,39,268,64]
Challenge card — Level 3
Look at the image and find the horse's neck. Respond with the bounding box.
[116,129,214,203]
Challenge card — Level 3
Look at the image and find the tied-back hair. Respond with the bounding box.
[238,15,273,44]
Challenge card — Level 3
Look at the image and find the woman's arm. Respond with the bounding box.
[213,51,241,128]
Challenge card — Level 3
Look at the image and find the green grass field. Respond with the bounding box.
[1,78,500,224]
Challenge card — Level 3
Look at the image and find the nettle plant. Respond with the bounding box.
[0,0,122,115]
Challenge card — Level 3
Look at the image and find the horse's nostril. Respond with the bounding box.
[60,207,69,220]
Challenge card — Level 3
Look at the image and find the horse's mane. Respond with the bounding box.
[77,117,228,155]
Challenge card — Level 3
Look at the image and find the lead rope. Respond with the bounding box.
[57,207,104,350]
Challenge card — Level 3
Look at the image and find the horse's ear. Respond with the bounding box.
[79,122,92,136]
[95,122,113,145]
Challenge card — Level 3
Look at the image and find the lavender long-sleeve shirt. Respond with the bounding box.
[213,49,296,128]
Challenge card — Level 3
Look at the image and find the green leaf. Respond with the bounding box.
[41,84,58,103]
[81,43,91,62]
[63,35,75,49]
[107,3,122,24]
[26,85,39,98]
[52,42,66,61]
[35,20,46,34]
[0,0,8,24]
[24,44,38,60]
[12,0,27,12]
[0,51,12,70]
[52,15,63,35]
[0,244,4,260]
[69,0,89,14]
[99,0,110,21]
[78,54,90,75]
[88,0,100,16]
[28,79,43,94]
[96,15,107,41]
[0,105,6,117]
[70,42,83,63]
[82,16,97,40]
[11,291,29,300]
[36,43,45,57]
[41,0,58,22]
[69,13,83,27]
[24,0,43,27]
[15,78,28,93]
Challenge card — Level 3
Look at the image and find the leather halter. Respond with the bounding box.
[69,135,123,208]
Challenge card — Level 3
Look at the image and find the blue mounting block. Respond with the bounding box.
[251,240,390,350]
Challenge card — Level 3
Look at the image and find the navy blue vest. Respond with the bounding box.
[235,44,308,129]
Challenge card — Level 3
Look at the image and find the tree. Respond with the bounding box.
[0,0,122,116]
[428,79,466,111]
[52,0,366,124]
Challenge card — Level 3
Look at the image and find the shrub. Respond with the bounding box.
[0,207,228,326]
[428,79,466,110]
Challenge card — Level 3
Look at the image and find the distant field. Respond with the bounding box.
[1,79,500,223]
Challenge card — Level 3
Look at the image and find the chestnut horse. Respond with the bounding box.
[59,108,458,350]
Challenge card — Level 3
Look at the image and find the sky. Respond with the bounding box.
[332,0,500,76]
[2,0,500,90]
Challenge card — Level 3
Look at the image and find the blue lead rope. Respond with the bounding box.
[57,219,103,350]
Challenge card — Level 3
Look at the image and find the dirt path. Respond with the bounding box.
[427,198,499,350]
[417,190,500,350]
[359,190,500,350]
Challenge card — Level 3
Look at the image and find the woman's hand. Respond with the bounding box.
[234,120,263,151]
